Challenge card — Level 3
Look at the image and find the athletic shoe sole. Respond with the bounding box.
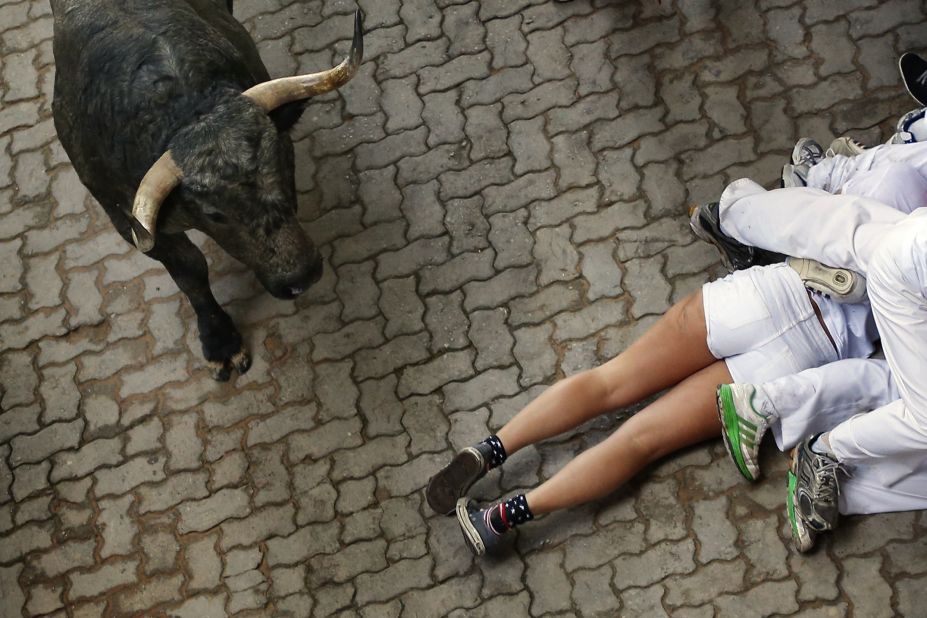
[426,448,485,516]
[456,498,485,556]
[787,460,816,553]
[717,385,759,482]
[787,257,866,304]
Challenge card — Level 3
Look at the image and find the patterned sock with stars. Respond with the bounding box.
[487,494,534,533]
[475,435,508,470]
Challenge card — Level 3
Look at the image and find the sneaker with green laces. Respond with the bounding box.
[717,384,772,482]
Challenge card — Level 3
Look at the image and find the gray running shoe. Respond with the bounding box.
[426,447,488,515]
[782,138,825,188]
[826,136,865,158]
[456,498,508,556]
[789,435,844,534]
[787,466,818,553]
[787,257,867,304]
[791,137,825,166]
[717,384,771,482]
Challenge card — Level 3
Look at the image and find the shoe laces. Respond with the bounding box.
[809,455,848,504]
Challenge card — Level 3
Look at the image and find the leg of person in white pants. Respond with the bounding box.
[747,359,927,513]
[717,178,927,516]
[807,140,927,205]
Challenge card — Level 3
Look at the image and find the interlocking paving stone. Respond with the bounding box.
[1,0,925,615]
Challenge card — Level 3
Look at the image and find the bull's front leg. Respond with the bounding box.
[148,233,251,381]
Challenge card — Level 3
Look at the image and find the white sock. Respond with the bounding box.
[810,433,835,457]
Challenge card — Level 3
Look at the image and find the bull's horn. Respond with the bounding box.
[130,150,183,252]
[243,9,364,111]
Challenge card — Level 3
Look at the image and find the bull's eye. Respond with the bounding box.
[205,210,228,225]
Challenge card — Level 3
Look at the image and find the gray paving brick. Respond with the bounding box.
[424,291,470,352]
[534,224,580,286]
[445,196,489,254]
[354,556,433,605]
[10,460,49,502]
[68,558,139,601]
[465,103,509,162]
[353,332,431,381]
[486,15,527,69]
[377,39,449,81]
[177,488,250,534]
[483,169,558,216]
[50,436,123,483]
[527,28,571,82]
[579,241,624,301]
[359,165,403,226]
[381,76,424,134]
[422,89,466,148]
[513,323,557,386]
[488,209,535,270]
[526,550,572,614]
[420,249,496,295]
[400,0,442,44]
[420,51,491,95]
[98,494,136,558]
[379,276,426,338]
[714,580,799,618]
[398,349,475,397]
[462,264,538,312]
[461,65,534,107]
[286,416,362,463]
[502,78,578,123]
[468,309,515,371]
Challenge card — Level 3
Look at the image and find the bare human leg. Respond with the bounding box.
[497,288,717,455]
[456,360,731,555]
[428,288,718,517]
[526,360,731,514]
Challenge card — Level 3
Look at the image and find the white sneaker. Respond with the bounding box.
[826,136,865,158]
[787,257,867,304]
[717,384,771,482]
[791,137,824,166]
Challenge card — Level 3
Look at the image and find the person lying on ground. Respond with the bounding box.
[698,150,927,551]
[425,258,876,556]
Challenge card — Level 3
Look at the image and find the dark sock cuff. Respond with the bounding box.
[489,494,534,532]
[478,435,507,469]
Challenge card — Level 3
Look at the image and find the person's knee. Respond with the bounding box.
[668,289,706,336]
[868,231,916,292]
[621,423,665,465]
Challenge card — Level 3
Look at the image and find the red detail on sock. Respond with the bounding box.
[498,503,509,530]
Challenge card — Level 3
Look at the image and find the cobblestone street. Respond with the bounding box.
[2,0,927,616]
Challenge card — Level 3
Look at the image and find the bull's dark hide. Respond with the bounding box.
[51,0,334,380]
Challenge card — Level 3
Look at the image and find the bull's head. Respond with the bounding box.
[130,10,364,300]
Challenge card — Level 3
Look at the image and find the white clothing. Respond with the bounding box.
[703,264,839,384]
[749,359,927,514]
[807,140,927,209]
[719,166,927,512]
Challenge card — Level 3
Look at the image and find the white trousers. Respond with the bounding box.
[719,144,927,513]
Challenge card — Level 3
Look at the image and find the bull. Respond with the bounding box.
[50,0,363,380]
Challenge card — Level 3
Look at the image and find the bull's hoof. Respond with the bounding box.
[207,347,252,382]
[232,349,252,374]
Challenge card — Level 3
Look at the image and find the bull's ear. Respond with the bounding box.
[268,102,307,133]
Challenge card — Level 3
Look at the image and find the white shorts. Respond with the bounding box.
[703,264,839,384]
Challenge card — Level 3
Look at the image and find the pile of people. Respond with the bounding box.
[424,52,927,558]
